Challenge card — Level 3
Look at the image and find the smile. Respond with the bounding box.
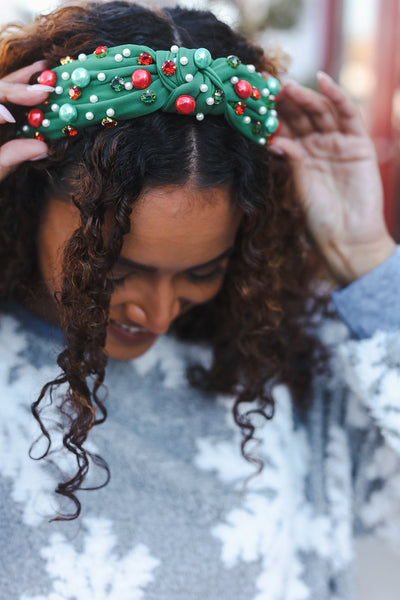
[107,318,157,346]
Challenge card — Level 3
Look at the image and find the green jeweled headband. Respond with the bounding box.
[21,43,281,145]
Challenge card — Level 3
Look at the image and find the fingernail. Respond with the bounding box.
[268,144,284,156]
[27,84,55,92]
[29,152,48,161]
[0,104,16,123]
[316,70,333,82]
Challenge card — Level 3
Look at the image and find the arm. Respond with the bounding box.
[331,245,400,338]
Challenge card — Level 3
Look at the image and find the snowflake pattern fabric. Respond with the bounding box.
[0,302,400,600]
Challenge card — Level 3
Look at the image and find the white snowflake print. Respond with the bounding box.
[21,517,160,600]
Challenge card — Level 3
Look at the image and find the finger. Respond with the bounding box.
[316,71,366,135]
[3,60,47,84]
[279,80,338,132]
[276,91,315,137]
[0,80,54,106]
[0,139,48,180]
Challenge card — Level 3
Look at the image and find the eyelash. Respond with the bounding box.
[109,266,224,288]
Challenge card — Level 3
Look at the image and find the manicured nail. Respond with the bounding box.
[29,152,48,161]
[27,84,55,92]
[0,104,16,123]
[316,70,333,82]
[268,144,284,156]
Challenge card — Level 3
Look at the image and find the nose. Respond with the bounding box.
[125,277,182,335]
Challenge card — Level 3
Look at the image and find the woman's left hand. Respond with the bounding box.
[273,72,397,285]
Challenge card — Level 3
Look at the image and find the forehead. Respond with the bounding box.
[122,184,241,269]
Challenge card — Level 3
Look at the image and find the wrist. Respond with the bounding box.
[328,236,397,286]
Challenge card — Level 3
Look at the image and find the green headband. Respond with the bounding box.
[21,43,281,145]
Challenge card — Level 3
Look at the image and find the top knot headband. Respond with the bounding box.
[21,43,281,145]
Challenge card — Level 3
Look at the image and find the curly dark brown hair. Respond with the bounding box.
[0,1,332,520]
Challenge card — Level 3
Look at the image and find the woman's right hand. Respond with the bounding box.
[0,60,54,181]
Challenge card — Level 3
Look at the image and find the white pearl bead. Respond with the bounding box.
[42,119,50,127]
[78,53,87,61]
[124,81,133,90]
[199,84,208,92]
[55,86,63,95]
[185,74,194,82]
[122,48,131,57]
[51,103,59,112]
[115,53,123,62]
[106,108,115,117]
[262,88,270,97]
[61,72,70,80]
[97,72,106,81]
[270,109,278,117]
[170,44,179,53]
[180,56,189,66]
[206,97,214,105]
[22,124,29,132]
[230,76,239,84]
[243,116,251,124]
[85,111,94,120]
[247,64,256,73]
[196,113,205,121]
[90,94,98,103]
[259,137,266,145]
[259,106,267,115]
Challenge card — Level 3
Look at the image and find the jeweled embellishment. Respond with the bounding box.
[138,52,154,66]
[194,48,212,69]
[110,76,125,92]
[175,95,196,114]
[62,124,78,137]
[94,45,108,58]
[34,131,45,141]
[252,86,261,100]
[162,60,176,76]
[71,67,91,88]
[38,70,57,87]
[252,120,262,135]
[227,55,241,68]
[131,69,152,89]
[212,89,225,105]
[234,101,246,115]
[101,117,118,128]
[60,56,74,65]
[69,85,82,100]
[265,77,281,95]
[234,79,252,99]
[59,103,78,122]
[140,89,157,104]
[27,108,44,128]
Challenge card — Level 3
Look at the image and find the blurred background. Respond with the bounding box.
[1,0,399,239]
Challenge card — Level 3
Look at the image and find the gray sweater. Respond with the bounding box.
[1,247,400,600]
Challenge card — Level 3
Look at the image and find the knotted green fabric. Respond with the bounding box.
[21,43,280,145]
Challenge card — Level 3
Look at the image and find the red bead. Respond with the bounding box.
[131,69,152,89]
[27,108,44,128]
[234,79,252,99]
[62,125,78,137]
[234,102,246,115]
[68,85,82,100]
[252,86,261,100]
[94,46,108,58]
[138,52,154,66]
[34,131,45,141]
[162,60,176,76]
[175,95,196,115]
[38,70,57,87]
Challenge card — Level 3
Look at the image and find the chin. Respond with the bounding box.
[105,330,158,361]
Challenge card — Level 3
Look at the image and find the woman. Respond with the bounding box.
[0,1,399,598]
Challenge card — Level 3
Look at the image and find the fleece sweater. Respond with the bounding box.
[0,247,400,600]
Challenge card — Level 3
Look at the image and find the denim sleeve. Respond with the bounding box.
[331,246,400,339]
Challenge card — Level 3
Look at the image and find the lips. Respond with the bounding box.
[107,318,157,346]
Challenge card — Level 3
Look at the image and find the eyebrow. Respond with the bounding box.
[116,246,234,273]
